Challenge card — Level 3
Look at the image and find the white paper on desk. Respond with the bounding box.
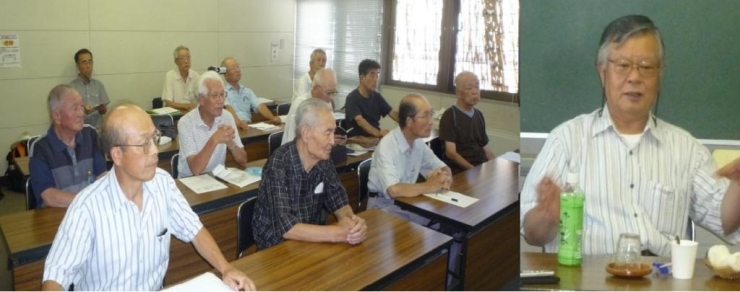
[423,191,479,208]
[213,164,261,188]
[150,107,180,115]
[249,122,281,131]
[347,143,376,152]
[348,150,368,156]
[178,175,227,194]
[499,151,520,163]
[257,97,274,104]
[163,272,232,291]
[333,112,345,120]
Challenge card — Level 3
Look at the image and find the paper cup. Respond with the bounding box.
[670,240,699,279]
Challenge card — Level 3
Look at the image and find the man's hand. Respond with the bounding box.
[717,157,740,181]
[334,134,347,147]
[84,104,95,115]
[377,129,390,138]
[96,104,107,114]
[536,177,561,226]
[426,168,451,193]
[236,119,249,130]
[211,124,236,145]
[338,215,367,244]
[221,265,256,291]
[269,116,282,125]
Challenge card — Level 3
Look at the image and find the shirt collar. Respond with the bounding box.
[47,125,84,153]
[193,106,223,129]
[391,127,412,154]
[75,75,91,85]
[224,82,244,93]
[593,105,662,143]
[106,166,154,213]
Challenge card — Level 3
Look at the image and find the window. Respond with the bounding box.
[294,0,384,109]
[385,0,519,102]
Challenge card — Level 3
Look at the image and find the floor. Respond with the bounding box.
[0,186,26,290]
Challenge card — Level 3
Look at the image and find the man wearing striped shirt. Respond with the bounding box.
[521,15,740,256]
[42,104,255,291]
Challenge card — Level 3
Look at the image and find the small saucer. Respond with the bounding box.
[245,167,262,177]
[606,262,652,278]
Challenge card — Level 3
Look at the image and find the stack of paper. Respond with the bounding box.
[178,175,228,194]
[347,143,376,152]
[249,122,281,131]
[163,272,232,291]
[333,112,346,120]
[213,165,261,188]
[150,107,180,115]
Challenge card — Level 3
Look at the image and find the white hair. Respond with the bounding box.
[197,71,225,102]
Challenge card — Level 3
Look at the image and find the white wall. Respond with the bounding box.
[0,0,295,172]
[379,85,520,156]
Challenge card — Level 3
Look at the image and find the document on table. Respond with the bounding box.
[347,143,376,152]
[149,107,180,115]
[333,112,345,120]
[499,151,521,163]
[213,164,261,188]
[178,174,227,194]
[278,115,288,123]
[257,97,274,104]
[249,122,281,131]
[347,150,368,156]
[423,191,479,208]
[163,272,232,291]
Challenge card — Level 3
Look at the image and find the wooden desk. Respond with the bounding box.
[0,160,266,290]
[395,158,520,290]
[520,252,738,291]
[227,209,452,290]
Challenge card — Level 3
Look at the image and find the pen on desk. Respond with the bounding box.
[436,193,458,202]
[158,228,168,236]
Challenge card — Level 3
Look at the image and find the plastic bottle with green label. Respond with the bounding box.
[558,172,585,266]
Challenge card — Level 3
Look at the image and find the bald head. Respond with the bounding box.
[100,104,152,156]
[454,71,481,108]
[398,93,426,128]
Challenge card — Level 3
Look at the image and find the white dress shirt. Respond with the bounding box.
[177,107,243,178]
[281,92,311,145]
[293,72,311,102]
[43,167,203,290]
[520,106,740,256]
[162,69,200,104]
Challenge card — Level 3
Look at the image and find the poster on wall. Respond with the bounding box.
[0,34,21,67]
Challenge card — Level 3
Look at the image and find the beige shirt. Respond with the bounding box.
[162,69,200,104]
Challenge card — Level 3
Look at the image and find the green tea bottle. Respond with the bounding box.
[558,172,585,266]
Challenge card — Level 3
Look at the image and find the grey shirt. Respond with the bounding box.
[69,76,110,128]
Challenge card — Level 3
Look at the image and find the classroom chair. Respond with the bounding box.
[236,197,258,258]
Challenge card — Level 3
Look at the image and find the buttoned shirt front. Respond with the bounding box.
[252,141,349,250]
[69,76,110,128]
[176,106,243,178]
[43,167,203,290]
[293,72,311,101]
[224,83,260,123]
[520,106,740,256]
[162,69,200,104]
[368,127,447,204]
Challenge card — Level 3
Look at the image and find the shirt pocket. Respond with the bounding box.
[644,181,686,235]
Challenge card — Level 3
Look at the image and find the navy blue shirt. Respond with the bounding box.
[29,125,107,208]
[344,89,392,137]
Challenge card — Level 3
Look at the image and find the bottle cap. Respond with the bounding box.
[566,172,578,184]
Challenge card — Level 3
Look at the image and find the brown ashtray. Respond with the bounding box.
[606,262,652,278]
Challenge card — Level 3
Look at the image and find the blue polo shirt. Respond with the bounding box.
[29,125,107,208]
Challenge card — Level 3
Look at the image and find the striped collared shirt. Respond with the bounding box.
[43,167,203,290]
[520,107,740,256]
[177,106,243,178]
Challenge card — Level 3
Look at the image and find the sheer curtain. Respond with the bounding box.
[391,0,443,85]
[457,0,518,93]
[294,0,384,109]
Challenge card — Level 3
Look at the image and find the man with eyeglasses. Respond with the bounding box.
[29,84,107,208]
[521,15,740,256]
[344,59,399,139]
[368,93,452,223]
[281,68,339,145]
[42,104,256,291]
[221,57,282,130]
[176,71,247,178]
[439,71,494,174]
[162,45,200,112]
[68,48,110,129]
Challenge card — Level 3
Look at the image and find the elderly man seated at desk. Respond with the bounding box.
[41,104,255,291]
[221,57,282,130]
[29,84,107,208]
[176,71,247,178]
[252,98,367,250]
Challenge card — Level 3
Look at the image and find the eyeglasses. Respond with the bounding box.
[176,55,191,61]
[115,130,161,154]
[78,60,94,65]
[207,91,228,100]
[317,85,338,96]
[413,111,435,120]
[608,59,660,77]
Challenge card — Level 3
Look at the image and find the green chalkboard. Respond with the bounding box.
[520,0,740,140]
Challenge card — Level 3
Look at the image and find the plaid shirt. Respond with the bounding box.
[252,141,349,250]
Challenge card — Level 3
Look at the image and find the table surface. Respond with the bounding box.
[225,208,452,290]
[520,252,740,291]
[394,158,520,231]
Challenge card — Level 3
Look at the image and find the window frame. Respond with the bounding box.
[381,0,519,104]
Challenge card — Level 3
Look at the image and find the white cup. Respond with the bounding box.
[670,240,699,279]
